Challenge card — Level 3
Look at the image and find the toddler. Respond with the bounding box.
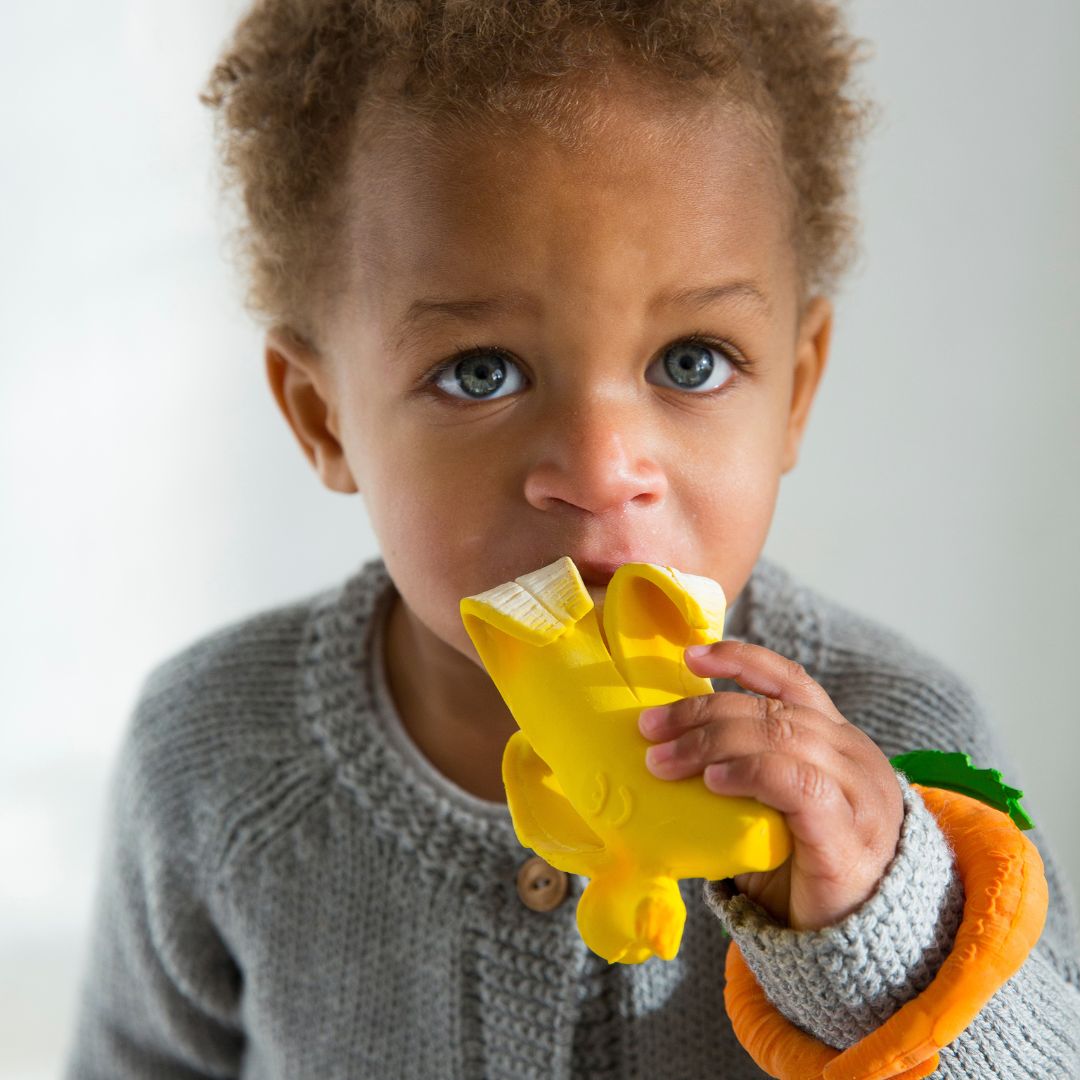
[65,1,1080,1077]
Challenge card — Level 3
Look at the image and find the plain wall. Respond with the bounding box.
[2,1,1077,1076]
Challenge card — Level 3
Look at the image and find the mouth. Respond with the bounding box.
[585,583,608,611]
[575,562,625,622]
[575,560,622,587]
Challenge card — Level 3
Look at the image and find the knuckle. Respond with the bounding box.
[784,657,810,684]
[794,761,832,804]
[689,717,720,758]
[729,639,755,663]
[666,693,708,737]
[685,692,713,726]
[755,696,797,750]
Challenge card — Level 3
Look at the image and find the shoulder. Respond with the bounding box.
[139,592,314,708]
[743,556,1005,762]
[131,581,326,767]
[112,559,390,875]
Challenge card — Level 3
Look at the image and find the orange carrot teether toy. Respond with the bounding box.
[724,777,1047,1079]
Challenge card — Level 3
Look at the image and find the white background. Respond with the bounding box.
[3,2,1078,1076]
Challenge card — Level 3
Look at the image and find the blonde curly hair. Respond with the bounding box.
[200,0,877,347]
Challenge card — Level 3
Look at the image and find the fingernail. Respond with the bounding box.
[638,706,668,735]
[685,644,711,659]
[645,741,675,770]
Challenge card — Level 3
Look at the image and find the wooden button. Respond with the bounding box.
[515,856,569,912]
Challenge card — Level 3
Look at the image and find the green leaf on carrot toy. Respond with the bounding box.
[889,749,1034,830]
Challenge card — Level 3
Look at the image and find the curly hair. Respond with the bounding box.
[200,0,877,348]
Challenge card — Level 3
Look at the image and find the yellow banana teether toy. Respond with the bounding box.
[460,556,792,964]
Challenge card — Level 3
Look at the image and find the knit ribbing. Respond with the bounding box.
[300,557,524,886]
[704,775,965,1049]
[571,949,621,1078]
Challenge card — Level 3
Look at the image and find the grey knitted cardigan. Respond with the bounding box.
[65,554,1080,1078]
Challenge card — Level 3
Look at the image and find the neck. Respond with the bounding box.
[382,590,516,803]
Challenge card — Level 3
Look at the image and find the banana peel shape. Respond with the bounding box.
[460,556,792,965]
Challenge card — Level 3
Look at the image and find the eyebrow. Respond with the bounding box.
[392,279,771,349]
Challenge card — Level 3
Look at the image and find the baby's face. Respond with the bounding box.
[279,84,831,666]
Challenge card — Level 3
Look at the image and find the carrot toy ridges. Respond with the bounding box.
[723,783,1049,1080]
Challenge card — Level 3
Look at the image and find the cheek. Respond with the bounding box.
[678,410,784,495]
[355,424,501,603]
[674,411,785,570]
[381,501,512,663]
[338,379,465,523]
[369,454,482,555]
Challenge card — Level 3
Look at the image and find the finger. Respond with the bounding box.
[641,696,849,781]
[684,640,842,721]
[702,751,855,854]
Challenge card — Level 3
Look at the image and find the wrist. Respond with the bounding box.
[706,775,963,1047]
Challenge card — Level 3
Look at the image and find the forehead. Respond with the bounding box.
[334,78,796,336]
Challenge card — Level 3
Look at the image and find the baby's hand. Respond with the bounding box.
[638,640,904,931]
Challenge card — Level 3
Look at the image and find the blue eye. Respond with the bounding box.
[427,334,747,403]
[432,351,526,401]
[653,338,737,393]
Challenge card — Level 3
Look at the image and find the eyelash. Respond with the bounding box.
[420,330,752,404]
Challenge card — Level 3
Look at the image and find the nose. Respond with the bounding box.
[522,396,668,516]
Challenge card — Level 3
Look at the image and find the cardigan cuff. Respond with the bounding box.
[703,773,965,1049]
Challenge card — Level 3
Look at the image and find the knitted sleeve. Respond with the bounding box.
[62,670,246,1079]
[704,658,1080,1077]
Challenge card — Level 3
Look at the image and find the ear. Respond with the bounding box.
[264,327,359,494]
[781,294,833,475]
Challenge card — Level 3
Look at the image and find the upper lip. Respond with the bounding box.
[512,551,662,588]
